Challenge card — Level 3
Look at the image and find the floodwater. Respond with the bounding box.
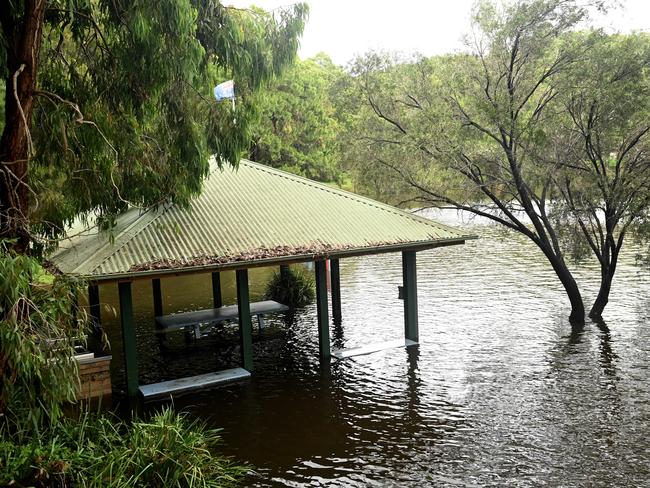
[97,209,650,487]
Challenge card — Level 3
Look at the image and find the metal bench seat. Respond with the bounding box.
[155,300,289,338]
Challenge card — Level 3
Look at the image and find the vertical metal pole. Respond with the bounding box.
[87,283,103,354]
[402,251,419,342]
[279,265,290,280]
[211,272,222,308]
[71,288,79,326]
[118,281,139,398]
[236,269,253,371]
[330,258,342,324]
[88,283,101,327]
[315,260,330,361]
[152,278,163,317]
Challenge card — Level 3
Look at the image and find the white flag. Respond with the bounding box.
[213,80,235,101]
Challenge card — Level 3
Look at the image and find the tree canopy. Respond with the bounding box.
[340,0,650,322]
[0,0,308,250]
[249,53,344,183]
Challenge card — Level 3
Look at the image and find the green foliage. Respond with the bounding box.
[551,31,650,241]
[0,407,246,487]
[0,246,246,485]
[264,266,315,308]
[336,0,650,320]
[0,241,87,433]
[342,51,449,203]
[1,1,308,241]
[249,53,344,182]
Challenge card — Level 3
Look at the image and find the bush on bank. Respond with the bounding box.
[0,245,245,487]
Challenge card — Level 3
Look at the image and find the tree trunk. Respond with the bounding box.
[538,242,585,324]
[589,265,615,320]
[0,1,46,253]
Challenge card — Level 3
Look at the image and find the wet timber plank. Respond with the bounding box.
[139,368,251,400]
[332,339,418,360]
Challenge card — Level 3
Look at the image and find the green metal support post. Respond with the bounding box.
[279,265,290,280]
[87,283,104,354]
[118,281,139,398]
[152,278,163,317]
[236,269,253,371]
[88,284,101,327]
[402,250,419,342]
[315,260,330,361]
[330,259,342,324]
[211,272,222,308]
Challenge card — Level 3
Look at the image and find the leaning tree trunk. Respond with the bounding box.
[538,242,585,324]
[588,230,622,320]
[589,238,621,320]
[589,265,615,320]
[0,1,46,254]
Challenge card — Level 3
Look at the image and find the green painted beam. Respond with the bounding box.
[211,272,222,308]
[315,260,330,361]
[152,278,163,317]
[236,269,253,371]
[118,281,139,398]
[330,259,342,324]
[402,251,419,342]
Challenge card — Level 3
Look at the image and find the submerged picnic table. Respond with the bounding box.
[155,300,289,339]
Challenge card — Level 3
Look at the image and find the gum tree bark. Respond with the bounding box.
[0,1,45,253]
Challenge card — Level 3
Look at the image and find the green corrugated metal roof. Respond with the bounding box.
[50,159,474,281]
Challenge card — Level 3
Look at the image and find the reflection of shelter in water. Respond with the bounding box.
[49,159,475,400]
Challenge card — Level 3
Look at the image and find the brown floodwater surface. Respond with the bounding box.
[97,209,650,487]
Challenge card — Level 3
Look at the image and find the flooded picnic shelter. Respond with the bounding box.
[50,159,474,400]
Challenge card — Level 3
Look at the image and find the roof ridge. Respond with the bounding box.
[237,159,465,236]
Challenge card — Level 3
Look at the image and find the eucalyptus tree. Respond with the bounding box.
[249,53,344,182]
[0,0,308,252]
[350,0,607,324]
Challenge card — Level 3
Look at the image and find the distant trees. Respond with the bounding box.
[345,0,650,323]
[249,53,344,182]
[0,1,308,251]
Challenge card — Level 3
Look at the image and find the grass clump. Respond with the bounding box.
[264,266,315,307]
[0,408,245,487]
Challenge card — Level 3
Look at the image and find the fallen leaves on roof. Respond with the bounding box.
[127,240,409,273]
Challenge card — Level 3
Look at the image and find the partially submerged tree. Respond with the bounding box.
[552,32,650,319]
[350,0,650,323]
[0,0,308,252]
[352,0,596,323]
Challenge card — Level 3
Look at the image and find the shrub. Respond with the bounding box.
[0,407,246,487]
[264,266,315,307]
[0,241,88,434]
[0,245,246,486]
